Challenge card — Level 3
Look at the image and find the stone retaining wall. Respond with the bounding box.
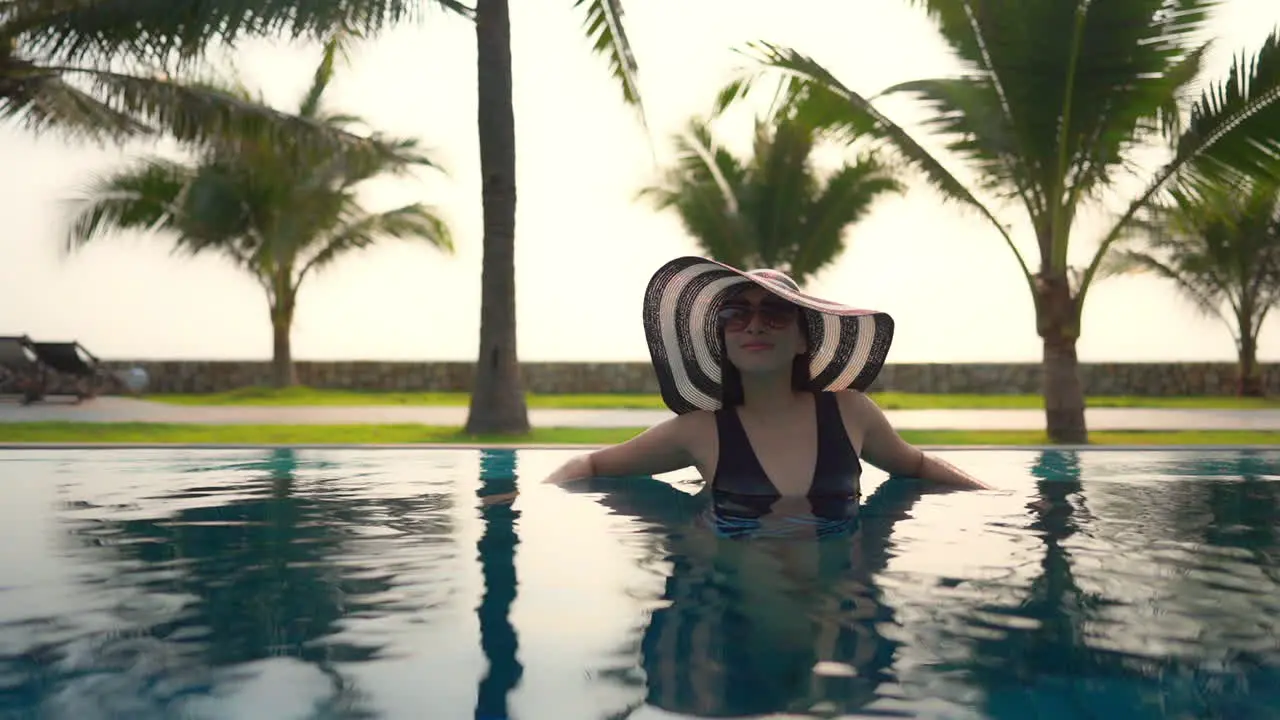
[97,360,1279,396]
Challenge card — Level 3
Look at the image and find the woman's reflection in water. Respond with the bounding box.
[562,473,944,718]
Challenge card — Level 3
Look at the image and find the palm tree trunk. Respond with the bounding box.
[466,0,529,435]
[270,302,297,388]
[1037,274,1087,444]
[1237,333,1263,397]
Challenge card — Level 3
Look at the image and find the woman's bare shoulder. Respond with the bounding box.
[832,390,885,444]
[670,409,718,467]
[677,408,717,426]
[673,408,717,442]
[833,389,881,419]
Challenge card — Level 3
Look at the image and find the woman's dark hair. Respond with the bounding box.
[717,306,815,407]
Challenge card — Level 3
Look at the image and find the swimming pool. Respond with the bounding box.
[0,447,1277,719]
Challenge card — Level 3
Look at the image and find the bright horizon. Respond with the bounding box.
[4,0,1280,364]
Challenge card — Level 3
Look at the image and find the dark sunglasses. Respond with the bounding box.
[716,301,798,332]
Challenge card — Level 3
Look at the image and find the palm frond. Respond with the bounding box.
[639,116,742,214]
[637,120,753,268]
[905,0,1213,185]
[8,0,471,67]
[64,158,191,251]
[741,43,980,214]
[298,32,357,119]
[645,180,752,268]
[43,63,391,153]
[749,117,817,269]
[1176,25,1280,185]
[711,76,753,118]
[739,41,1035,289]
[1108,249,1230,324]
[790,156,903,282]
[881,77,1028,202]
[297,203,454,281]
[1080,26,1280,306]
[0,57,149,138]
[902,0,986,72]
[573,0,644,122]
[640,113,904,285]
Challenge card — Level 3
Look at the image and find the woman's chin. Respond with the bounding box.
[730,356,792,376]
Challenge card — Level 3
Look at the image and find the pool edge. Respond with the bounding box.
[2,442,1279,452]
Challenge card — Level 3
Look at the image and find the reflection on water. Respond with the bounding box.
[0,448,465,719]
[565,473,924,717]
[0,448,1278,719]
[475,449,521,720]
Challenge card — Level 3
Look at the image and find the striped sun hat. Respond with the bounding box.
[642,256,895,415]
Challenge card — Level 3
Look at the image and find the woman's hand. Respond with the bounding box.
[920,453,993,490]
[543,454,595,485]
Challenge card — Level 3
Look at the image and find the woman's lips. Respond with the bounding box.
[740,342,774,351]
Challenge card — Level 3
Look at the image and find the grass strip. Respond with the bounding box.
[143,387,1280,410]
[1,423,1277,446]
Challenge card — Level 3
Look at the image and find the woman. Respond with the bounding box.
[544,256,990,505]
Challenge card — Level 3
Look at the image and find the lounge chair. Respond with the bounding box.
[30,341,109,402]
[0,335,48,404]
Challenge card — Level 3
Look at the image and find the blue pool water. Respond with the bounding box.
[0,447,1278,719]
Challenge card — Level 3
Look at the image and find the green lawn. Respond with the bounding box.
[142,386,1280,410]
[1,422,1277,446]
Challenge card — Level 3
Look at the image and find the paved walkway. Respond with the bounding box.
[2,396,1279,431]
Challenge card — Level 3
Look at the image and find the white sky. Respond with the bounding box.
[3,0,1279,363]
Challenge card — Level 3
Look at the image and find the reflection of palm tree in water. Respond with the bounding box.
[567,474,940,717]
[963,450,1114,698]
[62,447,456,717]
[1176,451,1280,707]
[970,450,1280,718]
[1187,450,1280,554]
[1023,450,1095,666]
[474,449,523,720]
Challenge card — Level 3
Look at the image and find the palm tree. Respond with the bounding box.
[465,0,646,435]
[1102,179,1280,396]
[16,0,647,426]
[1,0,406,154]
[64,37,454,387]
[721,3,1280,443]
[637,114,903,287]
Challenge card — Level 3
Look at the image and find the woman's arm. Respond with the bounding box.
[841,392,992,490]
[544,413,700,484]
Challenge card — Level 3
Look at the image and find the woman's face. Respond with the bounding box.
[718,287,807,374]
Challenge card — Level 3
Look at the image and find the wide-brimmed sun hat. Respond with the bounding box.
[642,255,895,414]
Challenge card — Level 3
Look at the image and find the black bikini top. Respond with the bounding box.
[709,391,862,522]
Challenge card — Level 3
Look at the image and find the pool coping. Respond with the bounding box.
[2,442,1279,451]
